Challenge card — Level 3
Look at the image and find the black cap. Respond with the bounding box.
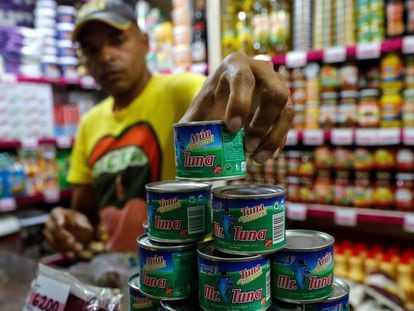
[72,0,136,42]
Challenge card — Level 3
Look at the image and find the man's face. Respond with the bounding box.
[77,22,149,96]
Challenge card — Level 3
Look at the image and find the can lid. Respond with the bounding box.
[173,120,224,127]
[326,278,350,301]
[128,273,140,290]
[137,234,197,251]
[145,180,211,192]
[212,184,285,199]
[284,229,334,251]
[197,241,265,262]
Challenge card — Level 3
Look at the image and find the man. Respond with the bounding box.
[44,0,293,257]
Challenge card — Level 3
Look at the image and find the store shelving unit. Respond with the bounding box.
[0,136,74,150]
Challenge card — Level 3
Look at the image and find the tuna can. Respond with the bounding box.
[304,278,350,310]
[128,274,160,310]
[173,121,246,181]
[271,230,334,303]
[137,234,197,300]
[160,296,201,310]
[198,241,271,311]
[146,181,212,243]
[212,184,286,255]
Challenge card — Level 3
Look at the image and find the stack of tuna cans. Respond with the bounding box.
[129,121,351,310]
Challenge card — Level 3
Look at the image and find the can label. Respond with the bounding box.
[271,247,334,302]
[129,277,160,310]
[174,122,246,179]
[213,195,285,254]
[305,297,349,311]
[139,247,196,299]
[147,189,211,242]
[198,255,271,310]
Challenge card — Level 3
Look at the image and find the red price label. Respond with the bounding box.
[303,129,324,145]
[331,129,353,145]
[356,43,381,59]
[323,46,346,63]
[287,203,307,221]
[355,128,379,145]
[403,214,414,233]
[286,51,307,68]
[402,128,414,145]
[334,209,357,226]
[403,36,414,54]
[24,275,70,311]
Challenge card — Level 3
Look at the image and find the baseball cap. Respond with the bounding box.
[72,0,137,42]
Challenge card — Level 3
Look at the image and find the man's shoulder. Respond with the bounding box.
[79,97,112,123]
[153,72,205,87]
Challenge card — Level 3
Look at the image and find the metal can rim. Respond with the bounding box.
[326,278,350,302]
[197,241,266,262]
[128,273,140,290]
[212,184,285,199]
[137,234,198,251]
[145,180,212,193]
[173,120,225,127]
[283,229,335,251]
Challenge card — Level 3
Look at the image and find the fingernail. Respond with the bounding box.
[228,116,243,132]
[254,151,271,163]
[272,148,280,159]
[246,138,260,153]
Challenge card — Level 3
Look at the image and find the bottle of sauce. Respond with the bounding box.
[387,0,405,37]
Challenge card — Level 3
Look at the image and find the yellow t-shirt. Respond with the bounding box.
[67,72,205,207]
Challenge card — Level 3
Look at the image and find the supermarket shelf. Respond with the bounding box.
[271,37,410,66]
[0,74,97,89]
[286,202,414,233]
[0,136,74,149]
[155,62,209,75]
[286,128,414,146]
[0,189,72,212]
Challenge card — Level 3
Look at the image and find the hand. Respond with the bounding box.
[180,52,294,163]
[43,207,94,258]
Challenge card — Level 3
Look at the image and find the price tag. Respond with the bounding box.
[355,128,378,145]
[323,46,347,63]
[331,128,354,145]
[287,203,307,221]
[403,36,414,54]
[378,128,401,145]
[356,42,381,60]
[1,73,17,83]
[286,130,298,146]
[303,129,324,145]
[334,209,357,226]
[24,275,70,311]
[56,136,72,149]
[21,137,39,150]
[402,128,414,145]
[0,197,16,212]
[43,189,60,204]
[286,51,307,68]
[403,213,414,233]
[79,75,96,89]
[190,63,208,74]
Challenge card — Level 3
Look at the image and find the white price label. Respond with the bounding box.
[287,203,307,221]
[356,42,381,60]
[403,213,414,233]
[331,128,354,145]
[402,128,414,145]
[286,130,298,146]
[403,36,414,54]
[355,128,379,145]
[43,189,60,203]
[21,137,39,150]
[323,46,347,63]
[24,275,70,311]
[190,63,208,74]
[56,136,72,148]
[1,73,17,83]
[334,209,357,226]
[286,51,307,68]
[303,129,324,145]
[0,197,16,212]
[378,128,401,145]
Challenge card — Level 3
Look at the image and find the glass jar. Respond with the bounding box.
[354,172,374,208]
[314,146,334,169]
[358,89,380,128]
[334,171,354,206]
[286,176,300,202]
[396,148,414,171]
[338,90,359,127]
[386,0,405,37]
[402,88,414,127]
[395,173,414,212]
[374,172,395,209]
[314,170,334,205]
[319,91,338,128]
[380,89,402,128]
[286,151,301,176]
[354,147,374,171]
[374,148,396,170]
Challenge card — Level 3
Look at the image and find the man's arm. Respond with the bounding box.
[71,184,100,228]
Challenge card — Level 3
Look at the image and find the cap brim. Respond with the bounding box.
[72,11,132,42]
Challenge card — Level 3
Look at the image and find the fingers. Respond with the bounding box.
[251,98,294,163]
